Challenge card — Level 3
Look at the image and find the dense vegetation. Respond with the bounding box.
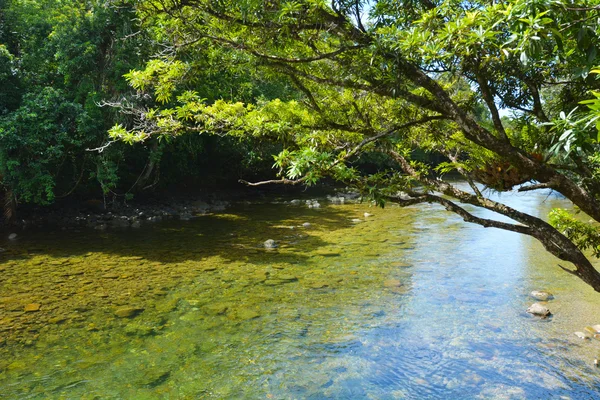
[5,0,600,291]
[0,0,293,219]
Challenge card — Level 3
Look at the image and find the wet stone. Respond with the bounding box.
[230,308,261,321]
[24,304,41,312]
[264,239,278,249]
[384,279,402,288]
[48,316,67,324]
[575,331,590,339]
[526,303,551,317]
[204,304,229,315]
[530,291,553,301]
[124,323,157,337]
[114,307,144,318]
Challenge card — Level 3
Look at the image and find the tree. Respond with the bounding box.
[112,0,600,292]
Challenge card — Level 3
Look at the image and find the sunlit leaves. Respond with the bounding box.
[550,208,600,258]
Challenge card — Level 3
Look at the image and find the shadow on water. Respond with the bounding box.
[0,203,355,264]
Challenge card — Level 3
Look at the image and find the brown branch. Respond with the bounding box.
[475,72,509,142]
[518,183,552,192]
[343,115,446,160]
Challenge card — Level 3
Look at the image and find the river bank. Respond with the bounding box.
[1,185,361,235]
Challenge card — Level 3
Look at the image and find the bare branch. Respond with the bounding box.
[86,141,116,153]
[239,178,305,186]
[518,183,552,192]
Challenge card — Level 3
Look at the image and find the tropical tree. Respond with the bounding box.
[111,0,600,292]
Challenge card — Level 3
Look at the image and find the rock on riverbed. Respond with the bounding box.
[264,239,278,249]
[530,291,553,301]
[526,303,551,317]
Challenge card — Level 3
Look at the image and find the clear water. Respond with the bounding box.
[2,188,600,399]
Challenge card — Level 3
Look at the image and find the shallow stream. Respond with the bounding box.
[2,188,600,398]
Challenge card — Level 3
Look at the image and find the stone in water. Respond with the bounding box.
[264,239,278,249]
[526,303,551,317]
[24,303,41,312]
[530,291,553,301]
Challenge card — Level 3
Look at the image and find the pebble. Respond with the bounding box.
[48,316,67,324]
[264,239,278,249]
[114,307,144,318]
[526,303,551,317]
[530,291,553,301]
[302,222,311,228]
[575,331,590,339]
[8,233,17,240]
[384,279,402,288]
[364,213,373,217]
[24,303,41,312]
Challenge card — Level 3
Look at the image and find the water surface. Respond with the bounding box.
[2,189,600,399]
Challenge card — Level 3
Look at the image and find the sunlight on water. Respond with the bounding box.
[2,190,600,398]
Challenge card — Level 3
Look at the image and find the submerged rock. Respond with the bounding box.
[24,303,41,312]
[364,212,374,217]
[114,307,144,318]
[383,279,402,288]
[125,322,157,337]
[264,239,278,249]
[302,222,311,228]
[526,303,551,317]
[575,331,591,340]
[530,291,553,301]
[8,233,17,240]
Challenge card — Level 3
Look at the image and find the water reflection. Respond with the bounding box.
[1,190,600,398]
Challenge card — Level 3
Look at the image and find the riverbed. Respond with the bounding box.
[1,189,600,398]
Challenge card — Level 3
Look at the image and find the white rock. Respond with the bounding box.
[351,219,362,223]
[530,291,553,301]
[592,325,600,332]
[526,303,551,317]
[364,212,374,217]
[8,233,17,240]
[575,332,591,339]
[302,222,311,228]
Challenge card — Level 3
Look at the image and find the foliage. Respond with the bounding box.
[0,88,87,203]
[550,208,600,258]
[106,0,600,291]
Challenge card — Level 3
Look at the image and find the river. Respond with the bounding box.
[1,187,600,398]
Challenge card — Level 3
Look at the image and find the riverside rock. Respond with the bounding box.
[526,303,551,317]
[530,291,553,301]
